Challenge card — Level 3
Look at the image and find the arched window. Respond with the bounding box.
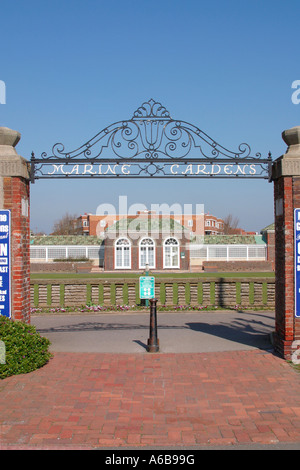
[164,237,179,269]
[115,237,131,269]
[139,237,155,269]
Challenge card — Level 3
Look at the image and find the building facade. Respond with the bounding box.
[204,214,224,235]
[103,216,190,271]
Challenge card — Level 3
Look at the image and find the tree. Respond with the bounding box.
[223,214,240,234]
[52,212,78,235]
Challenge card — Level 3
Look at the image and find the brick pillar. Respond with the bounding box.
[0,127,31,323]
[272,126,300,359]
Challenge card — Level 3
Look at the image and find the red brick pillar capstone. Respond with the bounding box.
[0,127,30,323]
[272,126,300,359]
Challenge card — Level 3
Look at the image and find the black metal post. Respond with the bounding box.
[145,263,149,308]
[147,298,159,353]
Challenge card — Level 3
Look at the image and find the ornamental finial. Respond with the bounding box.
[132,99,171,120]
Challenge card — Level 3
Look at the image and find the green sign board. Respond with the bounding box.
[139,276,155,299]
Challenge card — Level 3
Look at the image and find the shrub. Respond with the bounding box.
[0,316,52,379]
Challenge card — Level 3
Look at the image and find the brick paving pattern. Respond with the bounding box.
[1,350,300,449]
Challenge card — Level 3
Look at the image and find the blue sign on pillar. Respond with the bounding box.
[295,209,300,318]
[0,210,11,318]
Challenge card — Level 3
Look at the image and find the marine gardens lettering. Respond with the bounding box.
[46,162,259,178]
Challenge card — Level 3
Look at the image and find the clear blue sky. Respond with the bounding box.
[1,0,300,234]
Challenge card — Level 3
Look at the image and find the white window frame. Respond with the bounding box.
[163,237,180,269]
[139,237,156,269]
[115,237,131,269]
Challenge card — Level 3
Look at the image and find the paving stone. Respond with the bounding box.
[1,350,300,449]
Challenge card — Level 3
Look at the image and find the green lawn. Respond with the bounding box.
[31,271,275,280]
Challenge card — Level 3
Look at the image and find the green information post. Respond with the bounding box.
[139,276,155,302]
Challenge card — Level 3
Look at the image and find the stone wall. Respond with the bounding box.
[31,277,275,309]
[202,261,273,272]
[31,262,93,273]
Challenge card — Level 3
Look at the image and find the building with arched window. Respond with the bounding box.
[139,237,155,269]
[163,237,180,269]
[104,216,190,271]
[115,237,131,269]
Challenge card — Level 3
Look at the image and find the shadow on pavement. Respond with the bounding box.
[33,310,275,353]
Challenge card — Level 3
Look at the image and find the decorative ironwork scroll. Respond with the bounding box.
[30,99,272,181]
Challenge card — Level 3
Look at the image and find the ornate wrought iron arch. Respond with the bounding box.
[30,98,272,181]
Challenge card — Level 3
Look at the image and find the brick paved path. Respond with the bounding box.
[1,350,300,449]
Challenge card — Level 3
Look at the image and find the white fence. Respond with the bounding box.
[189,244,267,261]
[30,244,267,263]
[30,245,105,261]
